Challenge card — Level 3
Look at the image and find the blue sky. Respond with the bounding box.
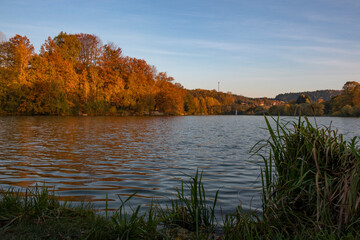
[1,0,360,97]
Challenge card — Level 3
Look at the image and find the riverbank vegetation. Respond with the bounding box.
[1,33,359,117]
[0,171,219,240]
[1,117,359,239]
[275,90,341,102]
[269,81,360,117]
[0,32,280,116]
[247,116,360,238]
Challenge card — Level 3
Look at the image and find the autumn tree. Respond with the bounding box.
[114,57,157,114]
[53,32,81,65]
[184,93,197,114]
[205,97,221,114]
[155,72,184,115]
[75,33,102,66]
[5,35,34,86]
[0,37,8,111]
[99,43,124,107]
[37,35,81,114]
[2,32,276,116]
[0,35,35,113]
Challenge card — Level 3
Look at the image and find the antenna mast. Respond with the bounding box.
[218,81,220,92]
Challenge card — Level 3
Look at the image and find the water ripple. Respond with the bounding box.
[0,116,359,216]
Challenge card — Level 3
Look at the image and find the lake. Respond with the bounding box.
[0,115,359,216]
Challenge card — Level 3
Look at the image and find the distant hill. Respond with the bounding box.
[275,90,342,102]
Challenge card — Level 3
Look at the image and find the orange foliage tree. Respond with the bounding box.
[0,32,271,116]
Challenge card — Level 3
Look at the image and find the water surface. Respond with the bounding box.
[0,116,359,215]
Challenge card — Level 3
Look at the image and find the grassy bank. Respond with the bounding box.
[1,116,359,239]
[0,171,219,240]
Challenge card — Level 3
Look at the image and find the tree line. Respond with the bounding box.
[1,32,357,117]
[0,32,280,116]
[269,81,360,117]
[275,89,341,102]
[0,32,185,115]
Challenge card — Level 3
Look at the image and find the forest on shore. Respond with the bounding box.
[0,32,359,116]
[269,81,360,117]
[275,89,341,102]
[0,32,280,116]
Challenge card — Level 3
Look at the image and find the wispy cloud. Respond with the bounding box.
[133,48,203,57]
[280,34,357,45]
[284,56,360,68]
[181,39,245,51]
[109,31,253,53]
[278,45,360,55]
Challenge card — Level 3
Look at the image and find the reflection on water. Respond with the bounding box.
[0,116,359,215]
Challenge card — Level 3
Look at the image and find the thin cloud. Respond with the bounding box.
[278,45,360,55]
[134,48,203,57]
[110,31,252,52]
[281,34,357,45]
[157,38,251,52]
[285,56,360,68]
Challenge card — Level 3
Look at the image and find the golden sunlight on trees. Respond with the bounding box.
[0,32,189,116]
[155,72,185,115]
[7,35,34,86]
[0,32,356,116]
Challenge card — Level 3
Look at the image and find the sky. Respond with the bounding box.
[1,0,360,98]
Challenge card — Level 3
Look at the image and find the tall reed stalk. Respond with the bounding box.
[254,116,360,235]
[165,169,219,236]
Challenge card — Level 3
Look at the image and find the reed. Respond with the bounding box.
[253,115,360,236]
[0,186,105,239]
[110,193,164,239]
[162,169,219,238]
[0,187,164,239]
[0,172,219,239]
